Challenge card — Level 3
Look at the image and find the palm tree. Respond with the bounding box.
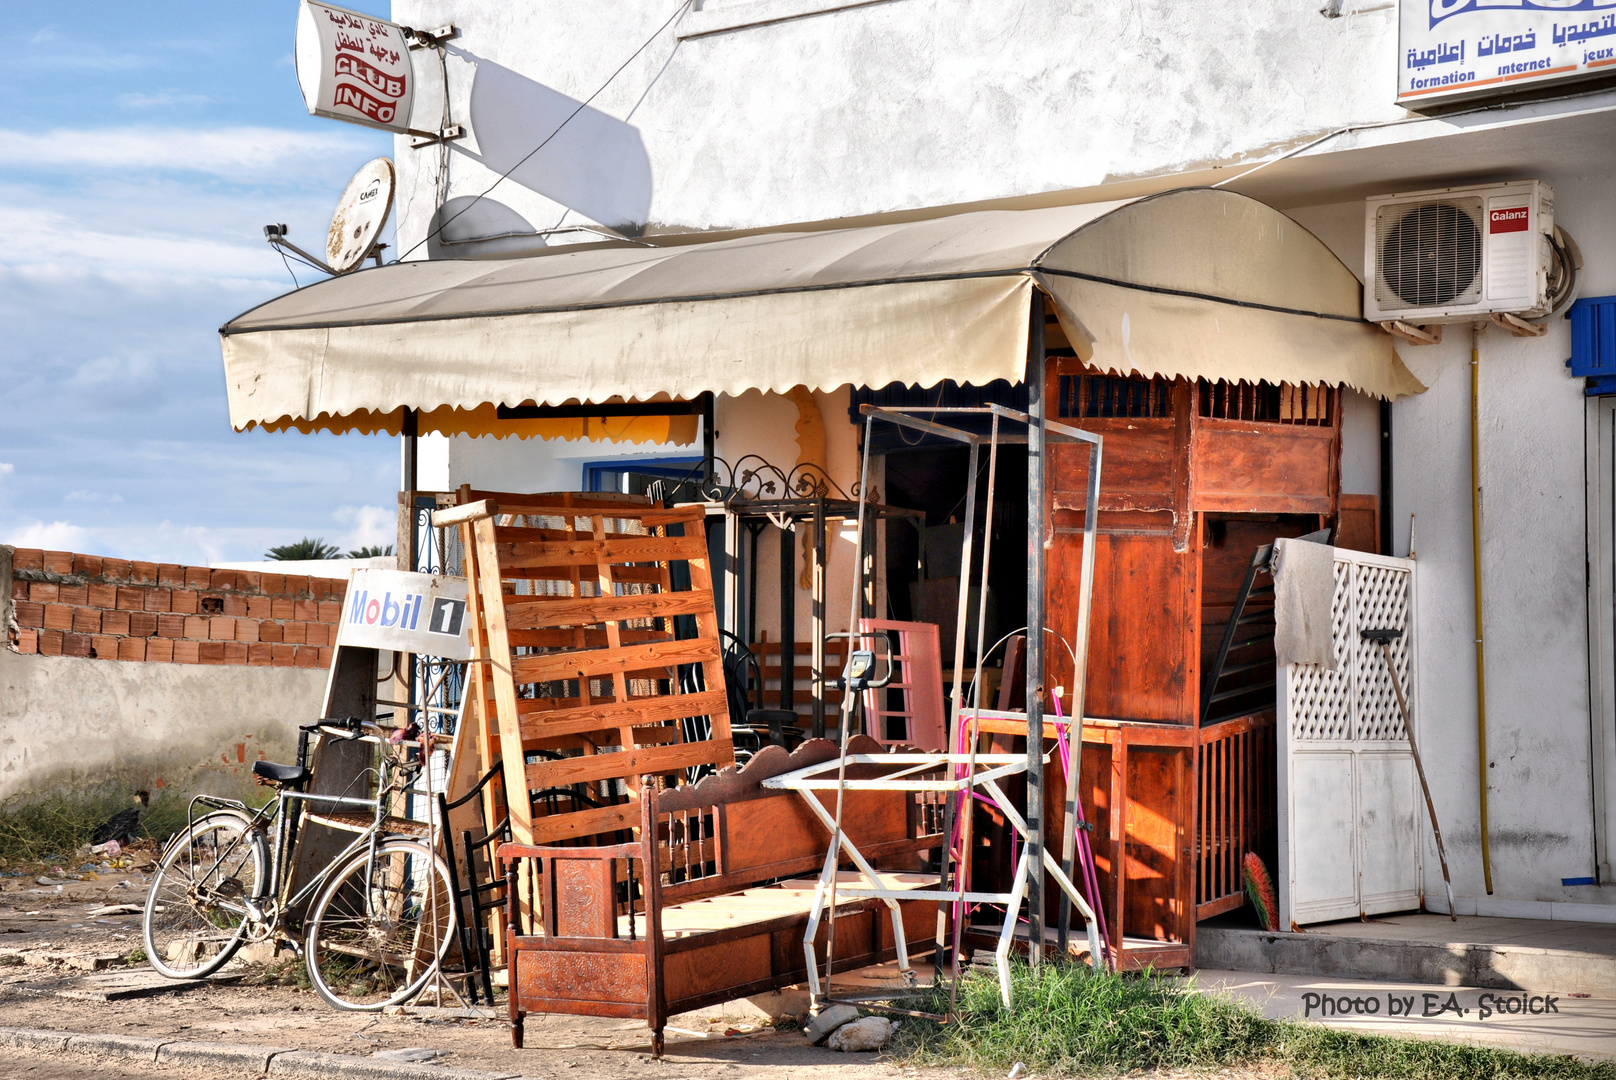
[348,544,395,558]
[265,537,342,560]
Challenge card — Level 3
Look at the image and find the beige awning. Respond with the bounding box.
[220,188,1422,436]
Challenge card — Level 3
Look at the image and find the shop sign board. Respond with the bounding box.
[1399,0,1616,107]
[337,569,471,660]
[295,1,416,133]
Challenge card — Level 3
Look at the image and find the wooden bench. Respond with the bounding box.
[498,736,942,1054]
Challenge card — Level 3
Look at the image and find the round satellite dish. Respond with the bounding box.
[326,157,395,274]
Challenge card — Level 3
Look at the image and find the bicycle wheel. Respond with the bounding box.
[142,811,265,980]
[304,839,457,1010]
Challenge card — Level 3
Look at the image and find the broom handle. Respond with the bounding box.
[1379,640,1457,922]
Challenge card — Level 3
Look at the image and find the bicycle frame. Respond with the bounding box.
[179,731,426,943]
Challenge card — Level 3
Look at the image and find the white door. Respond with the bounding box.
[1278,550,1423,928]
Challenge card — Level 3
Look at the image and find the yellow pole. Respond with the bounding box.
[1471,323,1494,895]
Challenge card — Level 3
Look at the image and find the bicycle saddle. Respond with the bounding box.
[252,760,310,785]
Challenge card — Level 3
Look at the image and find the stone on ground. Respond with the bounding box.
[827,1016,896,1052]
[802,1003,860,1044]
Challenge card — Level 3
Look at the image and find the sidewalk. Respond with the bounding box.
[1200,969,1616,1060]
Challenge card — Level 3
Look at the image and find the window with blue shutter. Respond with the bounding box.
[1568,295,1616,396]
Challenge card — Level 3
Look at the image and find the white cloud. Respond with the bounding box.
[118,91,215,110]
[0,463,13,478]
[335,504,396,553]
[3,520,91,551]
[0,126,375,177]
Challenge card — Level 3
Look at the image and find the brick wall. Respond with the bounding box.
[6,549,345,668]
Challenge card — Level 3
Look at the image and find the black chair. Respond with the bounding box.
[435,764,510,1006]
[720,631,804,764]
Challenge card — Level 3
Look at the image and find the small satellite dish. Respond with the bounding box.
[326,157,395,274]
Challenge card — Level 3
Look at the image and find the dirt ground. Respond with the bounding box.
[0,865,937,1078]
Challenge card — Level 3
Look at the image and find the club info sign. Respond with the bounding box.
[337,570,471,660]
[295,1,415,133]
[1400,0,1616,106]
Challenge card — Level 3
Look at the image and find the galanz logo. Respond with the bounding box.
[1490,207,1529,233]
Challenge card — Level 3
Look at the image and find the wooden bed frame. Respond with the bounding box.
[498,736,942,1055]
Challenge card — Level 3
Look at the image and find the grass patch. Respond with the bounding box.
[890,961,1615,1079]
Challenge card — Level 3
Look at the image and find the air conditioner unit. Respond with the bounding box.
[1364,180,1555,325]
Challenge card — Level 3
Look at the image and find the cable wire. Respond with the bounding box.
[399,0,690,262]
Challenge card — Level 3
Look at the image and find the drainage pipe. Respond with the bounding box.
[1471,322,1494,895]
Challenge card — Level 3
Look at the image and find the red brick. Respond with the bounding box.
[258,621,284,643]
[171,590,199,615]
[73,554,103,578]
[12,548,43,571]
[246,597,272,619]
[271,644,296,666]
[62,632,92,658]
[260,573,286,596]
[43,604,73,631]
[158,564,186,586]
[116,587,146,611]
[157,613,184,638]
[329,581,345,600]
[146,637,174,662]
[14,628,39,654]
[285,575,312,597]
[317,600,343,624]
[58,584,87,606]
[117,638,147,662]
[37,628,63,655]
[90,634,118,659]
[102,559,132,580]
[184,615,210,639]
[129,612,158,637]
[293,599,318,621]
[101,609,131,635]
[30,582,59,603]
[270,598,295,620]
[208,616,235,640]
[282,621,307,645]
[222,642,249,665]
[130,561,158,583]
[14,600,44,628]
[210,569,237,591]
[172,640,200,663]
[185,567,211,589]
[10,581,28,602]
[198,641,225,665]
[303,623,329,647]
[235,619,259,644]
[316,646,334,668]
[143,588,172,612]
[222,595,247,617]
[237,571,261,591]
[73,608,101,634]
[310,578,332,600]
[44,551,74,574]
[293,645,322,668]
[86,583,117,608]
[248,642,273,666]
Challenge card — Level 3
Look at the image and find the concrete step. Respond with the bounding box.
[1196,914,1616,996]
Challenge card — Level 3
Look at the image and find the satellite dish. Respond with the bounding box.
[326,157,395,274]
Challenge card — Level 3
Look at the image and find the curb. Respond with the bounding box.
[0,1026,537,1080]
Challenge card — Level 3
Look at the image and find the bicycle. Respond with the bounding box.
[141,716,457,1011]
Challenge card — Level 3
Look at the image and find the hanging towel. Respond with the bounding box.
[1272,537,1336,670]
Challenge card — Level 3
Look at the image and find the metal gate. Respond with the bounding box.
[1277,549,1422,928]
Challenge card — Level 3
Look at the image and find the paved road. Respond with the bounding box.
[0,1049,216,1080]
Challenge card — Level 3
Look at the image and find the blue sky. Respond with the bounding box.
[0,2,404,563]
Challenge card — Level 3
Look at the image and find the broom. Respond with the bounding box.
[1243,853,1279,931]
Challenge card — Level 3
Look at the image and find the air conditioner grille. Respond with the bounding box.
[1375,198,1484,309]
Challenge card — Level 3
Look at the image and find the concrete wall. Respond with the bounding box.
[0,646,324,809]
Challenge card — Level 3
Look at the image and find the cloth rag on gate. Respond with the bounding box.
[1272,537,1336,670]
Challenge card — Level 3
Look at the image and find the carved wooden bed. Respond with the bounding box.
[498,736,942,1055]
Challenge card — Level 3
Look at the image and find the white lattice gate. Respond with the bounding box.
[1277,549,1422,928]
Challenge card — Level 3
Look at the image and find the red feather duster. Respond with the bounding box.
[1243,852,1278,931]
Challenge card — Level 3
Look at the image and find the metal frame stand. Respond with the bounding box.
[791,387,1103,1015]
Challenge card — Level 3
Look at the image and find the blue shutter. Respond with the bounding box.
[1568,295,1616,396]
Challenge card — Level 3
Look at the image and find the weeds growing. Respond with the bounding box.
[890,961,1616,1079]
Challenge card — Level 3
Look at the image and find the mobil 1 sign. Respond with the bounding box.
[1399,0,1616,106]
[339,570,471,660]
